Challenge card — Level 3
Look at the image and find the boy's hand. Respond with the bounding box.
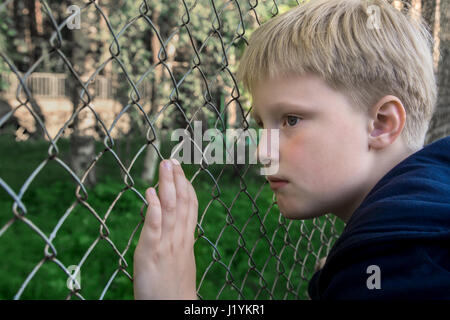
[133,159,198,300]
[314,256,327,272]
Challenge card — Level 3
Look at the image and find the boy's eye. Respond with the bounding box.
[283,115,301,127]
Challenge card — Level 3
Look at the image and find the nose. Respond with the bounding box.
[255,128,279,168]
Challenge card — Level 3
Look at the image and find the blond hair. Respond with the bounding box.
[236,0,437,152]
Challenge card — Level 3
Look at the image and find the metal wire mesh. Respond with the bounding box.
[0,0,346,300]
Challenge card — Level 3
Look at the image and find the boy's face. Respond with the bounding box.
[252,74,374,222]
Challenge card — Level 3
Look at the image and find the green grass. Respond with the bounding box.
[0,132,344,300]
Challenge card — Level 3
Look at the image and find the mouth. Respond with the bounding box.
[267,176,289,190]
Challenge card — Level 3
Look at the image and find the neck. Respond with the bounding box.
[337,140,416,224]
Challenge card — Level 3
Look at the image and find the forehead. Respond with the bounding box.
[250,101,315,119]
[249,75,321,114]
[249,74,357,120]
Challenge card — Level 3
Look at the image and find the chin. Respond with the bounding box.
[278,203,324,221]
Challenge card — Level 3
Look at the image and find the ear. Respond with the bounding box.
[368,95,406,150]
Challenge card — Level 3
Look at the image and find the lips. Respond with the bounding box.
[267,176,289,189]
[267,176,287,182]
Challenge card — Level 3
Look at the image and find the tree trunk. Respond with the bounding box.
[27,95,46,140]
[141,131,161,184]
[27,1,45,140]
[67,11,97,188]
[141,8,163,185]
[426,0,450,144]
[24,0,37,66]
[10,1,46,139]
[69,83,97,188]
[141,7,178,184]
[422,0,437,35]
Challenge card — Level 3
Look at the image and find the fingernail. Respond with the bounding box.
[171,158,180,166]
[163,160,172,170]
[147,188,156,197]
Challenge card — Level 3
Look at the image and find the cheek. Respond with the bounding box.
[314,126,367,191]
[283,126,364,191]
[280,137,325,196]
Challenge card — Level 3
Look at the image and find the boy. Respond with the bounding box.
[133,0,450,299]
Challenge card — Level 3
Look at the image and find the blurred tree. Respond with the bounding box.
[421,0,437,35]
[64,1,98,188]
[426,0,450,144]
[0,0,46,140]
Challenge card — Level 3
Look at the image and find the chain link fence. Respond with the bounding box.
[0,0,348,300]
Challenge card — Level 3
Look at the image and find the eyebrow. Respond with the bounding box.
[251,102,313,120]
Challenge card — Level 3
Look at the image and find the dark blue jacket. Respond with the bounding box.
[308,135,450,300]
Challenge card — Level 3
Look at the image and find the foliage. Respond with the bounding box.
[0,134,344,299]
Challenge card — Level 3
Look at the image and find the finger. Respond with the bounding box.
[186,181,199,242]
[171,159,189,219]
[141,187,161,244]
[171,159,190,238]
[158,159,177,235]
